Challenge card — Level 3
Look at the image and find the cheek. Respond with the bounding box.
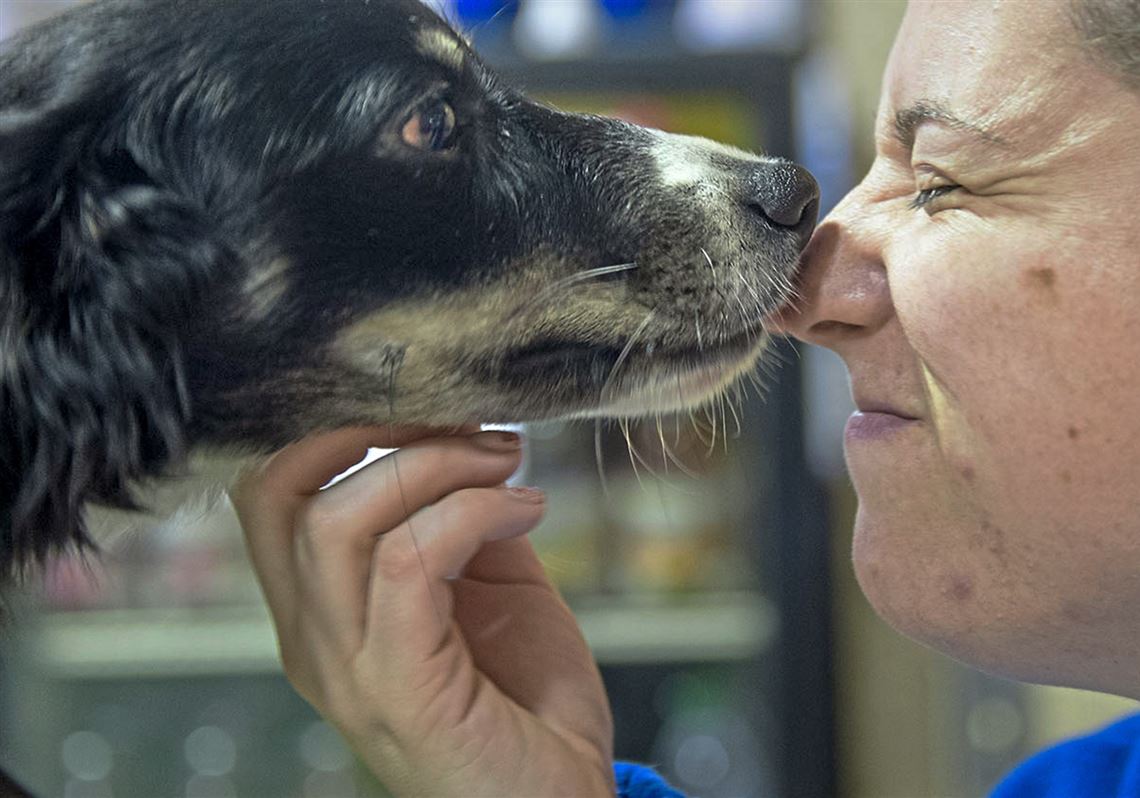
[852,161,1140,674]
[891,223,1140,537]
[888,227,1033,498]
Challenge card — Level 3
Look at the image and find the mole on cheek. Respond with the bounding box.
[968,521,1009,567]
[1024,266,1056,288]
[1067,426,1080,440]
[944,575,974,602]
[1021,266,1059,303]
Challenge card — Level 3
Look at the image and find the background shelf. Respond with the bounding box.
[25,591,778,680]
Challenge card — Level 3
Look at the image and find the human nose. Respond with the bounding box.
[764,186,892,351]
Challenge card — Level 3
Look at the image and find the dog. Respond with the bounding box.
[0,0,817,584]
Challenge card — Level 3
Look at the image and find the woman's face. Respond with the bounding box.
[770,0,1140,695]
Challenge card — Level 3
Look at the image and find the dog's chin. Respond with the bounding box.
[501,328,769,422]
[571,337,766,420]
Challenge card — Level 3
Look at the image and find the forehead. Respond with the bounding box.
[881,0,1081,144]
[221,1,466,73]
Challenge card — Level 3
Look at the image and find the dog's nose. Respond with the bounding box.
[747,162,819,233]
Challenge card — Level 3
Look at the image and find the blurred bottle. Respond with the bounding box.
[601,416,753,594]
[514,0,601,60]
[526,421,607,597]
[673,0,804,53]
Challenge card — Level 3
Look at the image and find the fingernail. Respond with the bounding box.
[471,430,523,452]
[505,486,545,503]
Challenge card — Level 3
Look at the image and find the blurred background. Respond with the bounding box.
[0,1,1135,796]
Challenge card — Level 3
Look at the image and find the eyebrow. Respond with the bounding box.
[893,100,1011,149]
[416,29,465,72]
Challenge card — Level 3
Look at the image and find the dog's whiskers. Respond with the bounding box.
[700,247,715,275]
[688,406,711,448]
[704,397,719,457]
[726,385,742,439]
[620,416,651,490]
[594,308,655,494]
[731,265,766,339]
[507,262,638,324]
[656,411,699,478]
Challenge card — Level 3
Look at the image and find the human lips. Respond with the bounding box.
[845,399,921,441]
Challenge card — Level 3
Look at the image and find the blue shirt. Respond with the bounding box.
[991,713,1140,797]
[616,713,1140,798]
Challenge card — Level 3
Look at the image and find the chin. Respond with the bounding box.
[851,507,1008,672]
[851,505,1133,691]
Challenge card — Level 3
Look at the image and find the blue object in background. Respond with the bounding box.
[598,0,653,20]
[455,0,518,25]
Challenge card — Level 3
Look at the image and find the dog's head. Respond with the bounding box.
[0,0,816,575]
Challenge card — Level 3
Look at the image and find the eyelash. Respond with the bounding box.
[909,184,959,211]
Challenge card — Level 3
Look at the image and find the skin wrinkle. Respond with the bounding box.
[769,0,1140,697]
[893,99,1012,149]
[890,44,1120,200]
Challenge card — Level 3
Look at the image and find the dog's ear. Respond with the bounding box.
[0,92,233,582]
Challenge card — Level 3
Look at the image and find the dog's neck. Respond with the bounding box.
[83,450,258,551]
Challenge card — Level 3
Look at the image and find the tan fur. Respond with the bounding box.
[415,28,465,71]
[331,256,765,424]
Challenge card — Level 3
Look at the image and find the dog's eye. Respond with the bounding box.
[401,99,457,151]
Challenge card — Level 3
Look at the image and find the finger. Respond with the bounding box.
[293,433,527,653]
[362,485,547,659]
[298,429,523,539]
[460,535,550,587]
[231,424,477,625]
[233,423,478,524]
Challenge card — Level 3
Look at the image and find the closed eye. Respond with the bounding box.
[909,184,959,212]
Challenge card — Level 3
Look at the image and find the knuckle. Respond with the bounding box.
[417,444,463,478]
[372,531,425,582]
[295,497,364,547]
[295,494,349,537]
[295,502,330,537]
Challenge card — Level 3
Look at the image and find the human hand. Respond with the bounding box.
[230,426,615,797]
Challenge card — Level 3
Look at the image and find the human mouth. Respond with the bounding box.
[845,411,917,440]
[844,402,921,442]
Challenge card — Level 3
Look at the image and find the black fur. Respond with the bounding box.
[0,33,229,574]
[0,0,817,582]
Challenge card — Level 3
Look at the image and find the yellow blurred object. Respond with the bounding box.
[1023,686,1139,750]
[543,92,758,150]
